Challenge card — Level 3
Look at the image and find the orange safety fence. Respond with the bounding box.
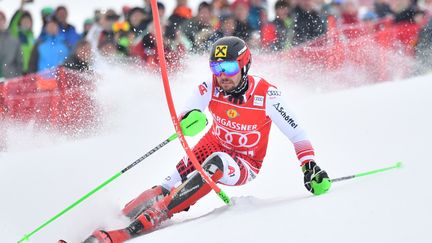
[0,67,98,133]
[284,16,423,82]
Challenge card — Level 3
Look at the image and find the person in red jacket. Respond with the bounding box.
[83,36,332,243]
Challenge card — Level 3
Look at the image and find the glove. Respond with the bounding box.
[302,161,331,195]
[180,109,208,137]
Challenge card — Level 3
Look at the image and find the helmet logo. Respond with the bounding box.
[215,45,228,58]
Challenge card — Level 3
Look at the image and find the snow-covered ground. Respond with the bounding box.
[1,51,431,243]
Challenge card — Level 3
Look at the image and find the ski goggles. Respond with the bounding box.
[209,61,241,77]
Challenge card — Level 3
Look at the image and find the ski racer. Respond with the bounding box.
[83,36,332,242]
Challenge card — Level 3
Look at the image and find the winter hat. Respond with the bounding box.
[84,18,94,25]
[173,6,192,19]
[41,7,54,17]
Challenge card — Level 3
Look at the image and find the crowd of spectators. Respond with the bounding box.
[1,0,432,79]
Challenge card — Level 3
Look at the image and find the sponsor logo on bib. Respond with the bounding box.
[226,108,239,119]
[253,95,264,106]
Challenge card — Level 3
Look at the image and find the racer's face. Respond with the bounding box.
[215,70,242,92]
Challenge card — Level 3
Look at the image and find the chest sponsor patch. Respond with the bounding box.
[226,108,239,119]
[253,95,264,106]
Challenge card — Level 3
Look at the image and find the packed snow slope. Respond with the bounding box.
[1,57,431,243]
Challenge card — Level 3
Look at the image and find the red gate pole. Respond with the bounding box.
[149,0,230,205]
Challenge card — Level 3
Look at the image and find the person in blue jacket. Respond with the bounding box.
[55,6,80,50]
[28,15,69,73]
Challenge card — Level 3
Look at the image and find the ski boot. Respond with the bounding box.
[124,155,224,237]
[125,196,173,237]
[122,185,170,220]
[82,229,130,243]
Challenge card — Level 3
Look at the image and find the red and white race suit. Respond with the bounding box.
[165,75,315,187]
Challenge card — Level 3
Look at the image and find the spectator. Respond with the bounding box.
[0,11,23,79]
[62,40,92,72]
[390,0,418,23]
[248,0,267,31]
[82,18,94,38]
[211,0,231,17]
[208,13,237,43]
[127,7,147,38]
[8,8,34,74]
[292,0,325,46]
[182,1,215,52]
[271,0,293,51]
[127,1,166,43]
[94,10,119,54]
[134,0,166,32]
[112,20,135,56]
[55,6,81,49]
[130,12,185,70]
[141,0,154,29]
[374,0,394,19]
[38,6,54,41]
[129,2,166,60]
[166,0,193,40]
[28,15,69,73]
[85,10,113,52]
[232,0,253,41]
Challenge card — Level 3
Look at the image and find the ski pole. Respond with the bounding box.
[330,161,402,183]
[17,133,179,243]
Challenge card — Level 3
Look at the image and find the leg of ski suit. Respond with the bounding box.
[86,134,261,242]
[122,152,232,240]
[122,133,261,219]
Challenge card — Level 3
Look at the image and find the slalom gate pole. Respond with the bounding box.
[330,162,402,183]
[17,133,179,243]
[149,0,230,205]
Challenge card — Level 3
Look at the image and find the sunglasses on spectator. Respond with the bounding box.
[209,61,241,77]
[112,21,130,32]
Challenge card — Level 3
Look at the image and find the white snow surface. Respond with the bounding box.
[0,53,431,243]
